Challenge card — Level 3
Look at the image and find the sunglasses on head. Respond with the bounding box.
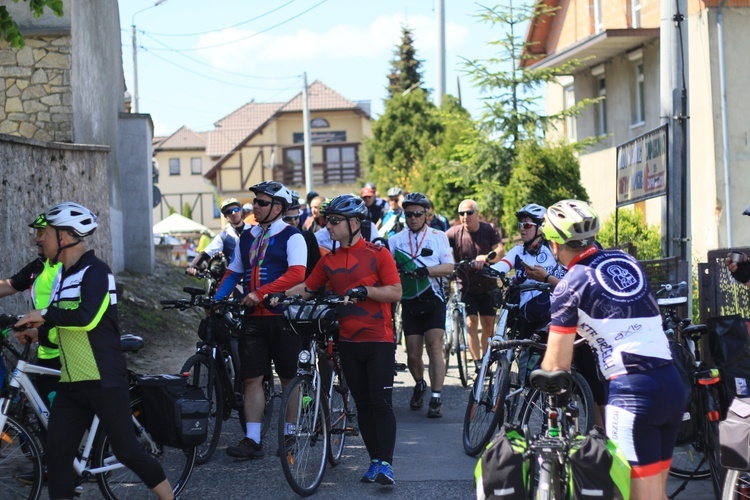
[223,207,241,215]
[458,210,476,216]
[282,215,300,223]
[253,198,272,207]
[404,210,425,219]
[326,215,345,226]
[519,221,538,230]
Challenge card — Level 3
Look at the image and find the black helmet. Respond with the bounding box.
[306,190,319,204]
[249,181,293,210]
[288,190,302,211]
[402,192,430,210]
[325,195,367,220]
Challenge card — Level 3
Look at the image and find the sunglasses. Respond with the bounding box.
[282,215,300,223]
[404,210,426,219]
[253,198,272,207]
[388,198,400,202]
[458,210,476,216]
[223,207,241,215]
[326,215,345,226]
[519,221,538,230]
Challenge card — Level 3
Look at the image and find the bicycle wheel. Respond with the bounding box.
[669,388,710,479]
[393,302,404,347]
[521,370,595,440]
[181,354,223,464]
[95,396,197,499]
[722,469,750,500]
[442,324,452,373]
[462,355,510,456]
[260,371,276,440]
[704,387,726,498]
[278,375,328,497]
[454,309,471,388]
[0,415,43,500]
[534,458,562,500]
[326,367,349,466]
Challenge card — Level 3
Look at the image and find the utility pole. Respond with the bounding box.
[131,0,168,113]
[302,72,313,194]
[436,0,446,107]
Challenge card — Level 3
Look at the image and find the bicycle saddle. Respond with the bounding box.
[529,369,573,395]
[120,333,145,353]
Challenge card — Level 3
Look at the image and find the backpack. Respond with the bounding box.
[568,426,631,499]
[475,424,529,499]
[719,396,750,470]
[137,374,210,448]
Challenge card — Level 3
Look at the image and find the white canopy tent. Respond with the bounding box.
[152,213,212,235]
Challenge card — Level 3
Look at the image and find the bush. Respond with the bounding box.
[598,208,662,260]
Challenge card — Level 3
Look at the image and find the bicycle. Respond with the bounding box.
[722,470,750,499]
[0,315,196,499]
[273,294,357,497]
[161,286,278,464]
[445,263,472,388]
[655,282,728,497]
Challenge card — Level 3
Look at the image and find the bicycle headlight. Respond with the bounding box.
[298,350,311,365]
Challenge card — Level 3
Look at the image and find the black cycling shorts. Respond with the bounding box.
[461,290,498,317]
[239,316,301,380]
[401,300,446,336]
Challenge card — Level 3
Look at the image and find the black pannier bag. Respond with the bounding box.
[669,338,697,445]
[719,396,750,470]
[474,424,528,499]
[708,315,750,402]
[568,426,630,499]
[137,374,210,447]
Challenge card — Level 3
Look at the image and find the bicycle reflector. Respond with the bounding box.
[698,368,721,386]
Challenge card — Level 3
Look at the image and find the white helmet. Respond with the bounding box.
[516,204,546,225]
[45,202,98,237]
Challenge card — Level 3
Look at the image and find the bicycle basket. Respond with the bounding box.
[284,303,336,338]
[197,314,234,343]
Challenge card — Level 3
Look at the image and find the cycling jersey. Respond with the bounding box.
[202,223,249,264]
[305,238,400,343]
[378,209,405,239]
[446,222,501,295]
[388,226,454,300]
[549,248,672,380]
[491,243,565,309]
[43,250,127,388]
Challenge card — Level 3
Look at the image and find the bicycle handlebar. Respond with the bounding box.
[269,294,349,307]
[160,294,242,312]
[491,338,547,352]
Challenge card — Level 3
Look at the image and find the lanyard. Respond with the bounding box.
[409,226,428,258]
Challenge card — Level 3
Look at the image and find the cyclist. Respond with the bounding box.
[284,190,321,278]
[361,182,386,224]
[725,203,750,286]
[0,213,62,405]
[186,198,248,275]
[426,200,450,232]
[303,195,326,233]
[445,199,504,368]
[538,199,684,499]
[15,202,173,500]
[377,187,405,239]
[283,194,402,485]
[215,181,307,460]
[298,190,319,228]
[388,192,454,418]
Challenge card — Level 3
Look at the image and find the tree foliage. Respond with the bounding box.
[502,139,589,237]
[598,208,663,260]
[387,25,423,97]
[1,0,64,48]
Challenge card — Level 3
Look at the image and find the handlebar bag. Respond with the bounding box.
[197,314,234,343]
[284,303,336,338]
[474,424,528,499]
[137,374,210,448]
[720,396,750,470]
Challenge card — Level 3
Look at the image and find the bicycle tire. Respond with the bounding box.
[722,469,750,500]
[326,367,349,466]
[0,415,44,500]
[669,387,710,479]
[521,370,595,440]
[94,396,197,499]
[442,324,452,373]
[278,375,328,497]
[462,355,510,456]
[181,354,223,464]
[261,371,276,440]
[535,458,562,500]
[704,387,726,498]
[454,309,471,388]
[393,302,404,347]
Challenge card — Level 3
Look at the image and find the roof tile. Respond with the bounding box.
[155,126,206,150]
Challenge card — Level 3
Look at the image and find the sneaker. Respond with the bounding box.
[360,459,380,483]
[427,399,443,418]
[226,437,264,459]
[410,382,426,410]
[375,461,395,485]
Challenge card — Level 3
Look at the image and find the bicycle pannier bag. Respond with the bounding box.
[669,338,696,446]
[137,374,210,447]
[708,315,750,400]
[475,424,528,499]
[284,303,336,337]
[568,426,630,500]
[719,396,750,470]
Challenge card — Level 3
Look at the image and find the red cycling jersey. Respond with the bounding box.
[305,238,400,343]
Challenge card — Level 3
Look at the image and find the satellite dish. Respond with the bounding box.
[152,186,161,209]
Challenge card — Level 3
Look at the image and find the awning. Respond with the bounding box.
[153,213,212,235]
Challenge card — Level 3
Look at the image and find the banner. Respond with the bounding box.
[615,125,668,207]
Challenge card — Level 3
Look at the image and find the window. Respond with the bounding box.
[310,117,330,128]
[631,0,641,28]
[190,157,202,175]
[169,158,180,175]
[593,0,604,33]
[564,84,576,141]
[276,148,304,186]
[324,146,359,184]
[596,76,607,135]
[632,62,645,125]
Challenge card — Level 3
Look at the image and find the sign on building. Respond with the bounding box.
[616,125,668,207]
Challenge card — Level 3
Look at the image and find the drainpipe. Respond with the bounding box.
[718,0,732,247]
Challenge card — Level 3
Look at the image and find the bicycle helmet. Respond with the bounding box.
[516,204,546,225]
[220,198,240,212]
[364,182,377,190]
[386,187,403,198]
[402,192,430,210]
[542,200,599,245]
[324,195,368,220]
[241,202,253,215]
[288,190,302,211]
[319,197,332,215]
[45,202,98,237]
[28,213,47,229]
[249,181,293,210]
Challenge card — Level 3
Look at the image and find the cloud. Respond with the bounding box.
[197,14,469,71]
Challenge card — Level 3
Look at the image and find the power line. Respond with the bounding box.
[145,0,299,37]
[141,0,329,53]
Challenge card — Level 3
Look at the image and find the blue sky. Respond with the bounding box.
[119,0,528,137]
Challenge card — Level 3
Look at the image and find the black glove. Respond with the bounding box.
[264,293,287,307]
[414,267,430,279]
[346,286,368,301]
[732,261,750,284]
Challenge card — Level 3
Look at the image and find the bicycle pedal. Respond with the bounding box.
[344,426,359,436]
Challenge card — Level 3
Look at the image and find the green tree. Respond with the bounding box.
[502,138,589,237]
[387,25,423,97]
[182,202,193,220]
[598,208,663,260]
[1,0,64,48]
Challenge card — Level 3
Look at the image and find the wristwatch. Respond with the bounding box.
[40,308,48,319]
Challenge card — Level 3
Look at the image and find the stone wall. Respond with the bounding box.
[0,133,111,314]
[0,34,73,142]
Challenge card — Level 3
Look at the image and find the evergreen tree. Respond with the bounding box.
[387,26,423,97]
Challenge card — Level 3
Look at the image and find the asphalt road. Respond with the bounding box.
[68,343,718,499]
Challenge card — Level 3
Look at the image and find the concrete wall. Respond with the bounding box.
[0,133,110,313]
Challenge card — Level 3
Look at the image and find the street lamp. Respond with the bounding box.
[132,0,168,113]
